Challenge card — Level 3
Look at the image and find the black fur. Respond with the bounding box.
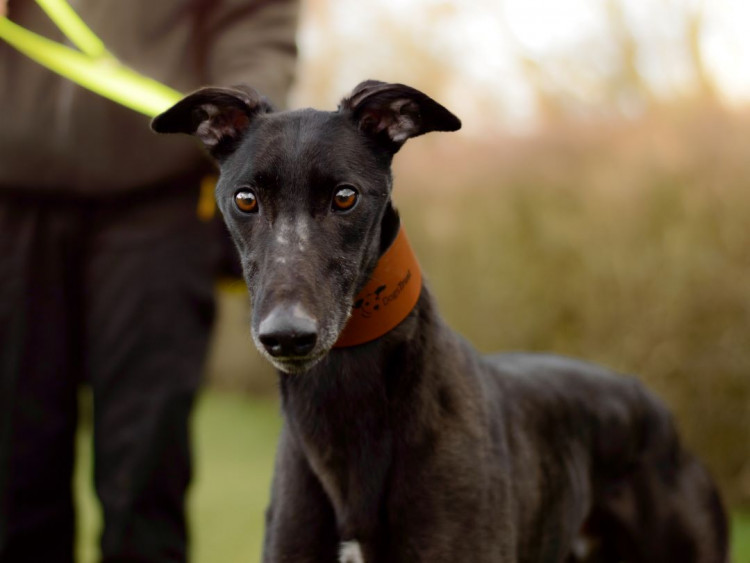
[153,80,729,562]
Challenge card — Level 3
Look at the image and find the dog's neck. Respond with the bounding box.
[334,226,422,348]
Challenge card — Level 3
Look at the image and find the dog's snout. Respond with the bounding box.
[258,305,319,358]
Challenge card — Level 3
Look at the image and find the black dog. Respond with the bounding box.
[153,81,729,562]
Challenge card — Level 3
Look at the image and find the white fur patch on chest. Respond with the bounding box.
[339,540,365,563]
[570,533,598,560]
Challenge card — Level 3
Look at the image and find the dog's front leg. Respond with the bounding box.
[263,424,339,563]
[289,409,393,563]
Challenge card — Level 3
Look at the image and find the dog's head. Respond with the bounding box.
[152,80,460,373]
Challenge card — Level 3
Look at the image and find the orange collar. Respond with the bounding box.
[334,227,422,348]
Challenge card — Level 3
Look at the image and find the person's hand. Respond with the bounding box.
[1,1,7,18]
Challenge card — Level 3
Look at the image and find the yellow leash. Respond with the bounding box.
[0,0,181,116]
[34,0,113,59]
[0,0,217,220]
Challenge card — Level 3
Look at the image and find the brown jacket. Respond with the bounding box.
[0,0,299,195]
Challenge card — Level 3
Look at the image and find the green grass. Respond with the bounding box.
[733,512,750,563]
[75,390,750,562]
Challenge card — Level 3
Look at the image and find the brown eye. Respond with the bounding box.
[332,186,359,212]
[235,189,258,213]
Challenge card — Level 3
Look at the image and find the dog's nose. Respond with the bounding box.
[257,305,319,358]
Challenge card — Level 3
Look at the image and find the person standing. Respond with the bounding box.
[0,1,299,561]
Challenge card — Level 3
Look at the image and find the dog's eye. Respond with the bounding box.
[235,189,258,213]
[332,186,358,212]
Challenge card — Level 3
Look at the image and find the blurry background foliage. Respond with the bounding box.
[204,0,750,510]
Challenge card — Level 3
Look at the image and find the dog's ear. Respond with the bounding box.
[339,80,461,152]
[151,85,273,160]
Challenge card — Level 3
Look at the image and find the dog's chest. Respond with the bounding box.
[299,436,351,515]
[285,379,393,555]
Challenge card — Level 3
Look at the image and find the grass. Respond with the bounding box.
[74,390,748,561]
[734,512,750,563]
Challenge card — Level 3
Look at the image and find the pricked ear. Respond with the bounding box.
[339,80,461,152]
[151,85,273,160]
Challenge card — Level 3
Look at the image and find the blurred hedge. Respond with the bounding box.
[206,105,750,508]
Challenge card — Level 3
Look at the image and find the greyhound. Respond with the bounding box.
[152,81,729,562]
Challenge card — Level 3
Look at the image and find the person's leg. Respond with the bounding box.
[0,197,82,563]
[86,185,218,562]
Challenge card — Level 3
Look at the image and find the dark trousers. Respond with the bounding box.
[0,182,219,562]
